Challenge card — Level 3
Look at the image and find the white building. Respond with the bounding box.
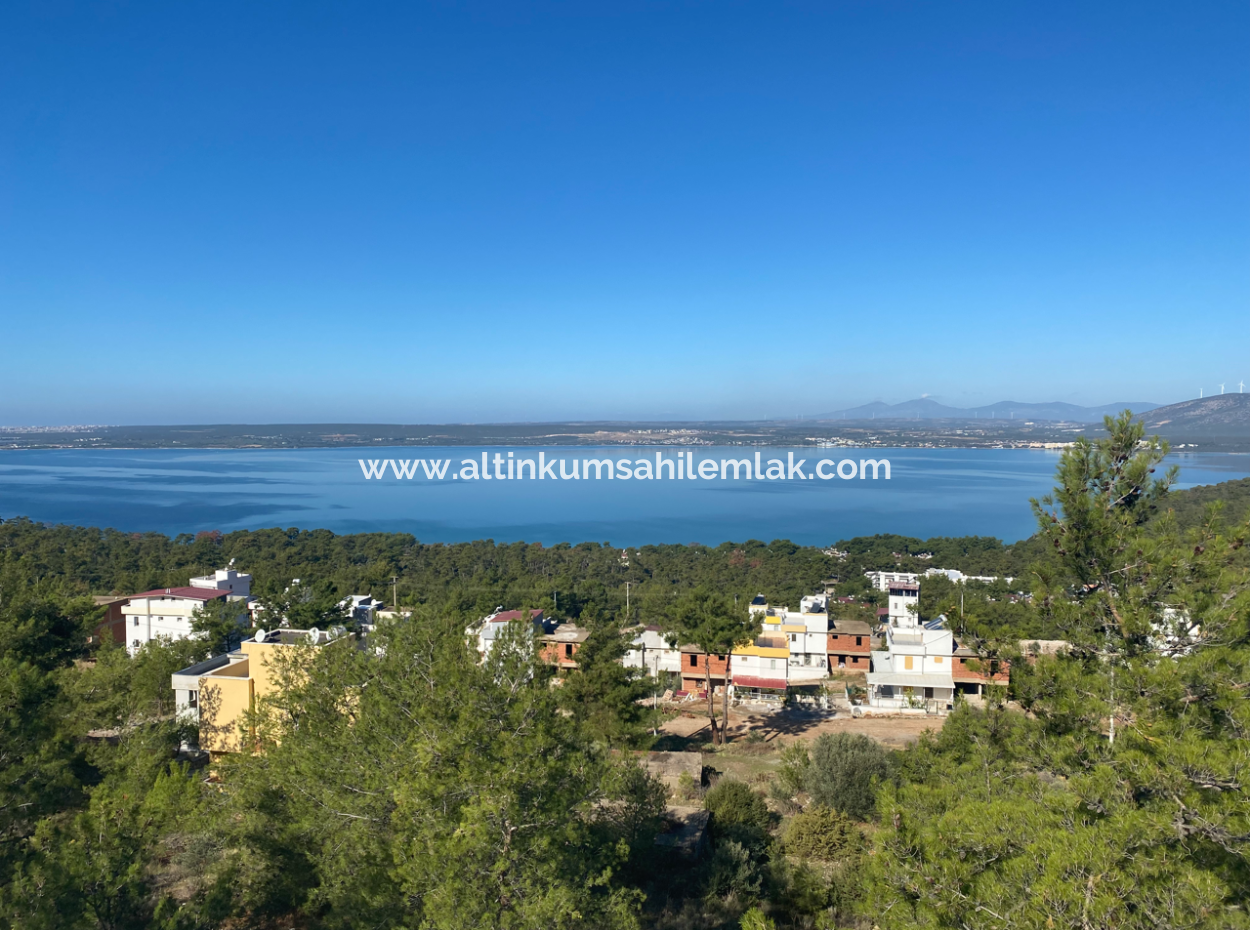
[340,594,385,627]
[866,579,956,712]
[864,571,919,592]
[120,586,245,657]
[886,581,920,625]
[624,625,682,677]
[467,608,552,659]
[189,567,252,598]
[923,568,1014,585]
[760,594,830,682]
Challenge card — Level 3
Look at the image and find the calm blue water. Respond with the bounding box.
[0,448,1247,547]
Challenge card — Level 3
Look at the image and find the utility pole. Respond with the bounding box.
[391,576,398,610]
[625,581,631,620]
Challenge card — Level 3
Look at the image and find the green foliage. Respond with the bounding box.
[805,732,890,821]
[207,610,643,929]
[781,805,864,862]
[863,414,1250,929]
[665,588,760,744]
[738,905,776,930]
[595,761,668,863]
[557,624,654,748]
[705,780,772,834]
[1,420,1248,928]
[189,598,250,656]
[705,779,773,861]
[703,839,762,901]
[773,741,810,799]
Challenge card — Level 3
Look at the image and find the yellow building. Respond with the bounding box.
[172,627,352,760]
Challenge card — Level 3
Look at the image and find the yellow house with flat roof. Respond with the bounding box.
[175,627,352,760]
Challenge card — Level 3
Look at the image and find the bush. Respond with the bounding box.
[703,839,762,900]
[739,906,777,930]
[705,779,771,833]
[781,805,864,861]
[805,732,890,820]
[774,741,810,798]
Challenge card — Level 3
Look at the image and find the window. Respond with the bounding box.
[133,617,139,626]
[924,687,934,699]
[855,636,862,646]
[689,654,697,668]
[934,656,943,664]
[132,639,140,648]
[564,643,573,657]
[904,655,914,670]
[188,691,197,709]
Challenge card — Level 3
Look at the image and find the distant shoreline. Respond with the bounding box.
[1,418,1245,452]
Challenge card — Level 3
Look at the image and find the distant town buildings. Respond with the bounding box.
[923,567,1015,585]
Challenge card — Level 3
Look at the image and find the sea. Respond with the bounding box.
[0,447,1247,548]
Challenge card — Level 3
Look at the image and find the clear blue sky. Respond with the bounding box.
[2,1,1246,424]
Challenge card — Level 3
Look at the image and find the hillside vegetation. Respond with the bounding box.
[1,417,1247,929]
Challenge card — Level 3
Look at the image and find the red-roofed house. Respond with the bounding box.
[470,608,549,658]
[121,587,236,656]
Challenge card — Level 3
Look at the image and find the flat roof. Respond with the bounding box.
[171,652,235,682]
[732,644,789,658]
[830,620,873,635]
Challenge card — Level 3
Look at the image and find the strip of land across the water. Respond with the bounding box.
[3,395,1246,452]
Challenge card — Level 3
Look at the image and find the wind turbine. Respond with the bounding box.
[1219,383,1225,395]
[1240,380,1246,393]
[1199,388,1203,398]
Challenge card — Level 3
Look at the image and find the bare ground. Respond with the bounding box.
[658,705,943,750]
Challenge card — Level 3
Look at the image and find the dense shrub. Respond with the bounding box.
[781,805,864,861]
[704,779,771,833]
[805,732,890,820]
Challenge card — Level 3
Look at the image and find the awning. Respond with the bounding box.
[732,676,787,691]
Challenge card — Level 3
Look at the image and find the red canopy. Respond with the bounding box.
[732,676,787,691]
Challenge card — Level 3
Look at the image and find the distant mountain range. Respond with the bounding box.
[1140,394,1250,446]
[811,398,1162,423]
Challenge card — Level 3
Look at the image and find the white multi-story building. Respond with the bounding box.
[864,571,919,592]
[760,594,830,682]
[887,581,920,626]
[624,625,682,677]
[121,586,245,657]
[867,580,955,711]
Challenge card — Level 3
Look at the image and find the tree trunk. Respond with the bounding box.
[703,654,719,745]
[722,654,731,744]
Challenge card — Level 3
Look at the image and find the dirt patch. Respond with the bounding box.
[658,706,943,750]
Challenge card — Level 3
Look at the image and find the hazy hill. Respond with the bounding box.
[1139,394,1250,449]
[813,398,1160,422]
